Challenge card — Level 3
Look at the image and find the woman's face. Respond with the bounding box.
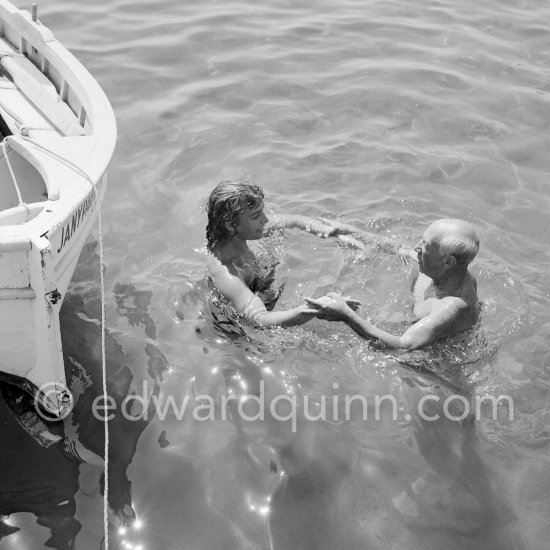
[234,201,268,240]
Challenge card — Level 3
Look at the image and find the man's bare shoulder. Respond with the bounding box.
[410,270,421,292]
[460,272,479,309]
[433,294,470,312]
[431,294,478,335]
[400,296,472,349]
[467,271,478,294]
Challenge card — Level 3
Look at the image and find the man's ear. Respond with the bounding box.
[445,254,457,268]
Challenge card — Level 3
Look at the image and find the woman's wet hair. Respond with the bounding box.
[206,180,264,252]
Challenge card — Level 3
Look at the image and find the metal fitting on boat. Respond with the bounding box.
[46,289,62,304]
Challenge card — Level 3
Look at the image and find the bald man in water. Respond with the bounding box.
[308,219,480,350]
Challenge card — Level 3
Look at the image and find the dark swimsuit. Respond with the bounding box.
[206,241,284,332]
[233,255,284,312]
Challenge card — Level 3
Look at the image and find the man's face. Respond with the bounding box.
[414,224,447,279]
[235,201,268,241]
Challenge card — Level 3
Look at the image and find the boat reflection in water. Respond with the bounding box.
[0,382,81,549]
[0,247,164,549]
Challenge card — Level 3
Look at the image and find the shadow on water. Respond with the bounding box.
[0,243,169,549]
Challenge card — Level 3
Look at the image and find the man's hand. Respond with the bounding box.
[305,292,360,321]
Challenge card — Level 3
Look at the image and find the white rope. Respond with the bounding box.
[2,137,24,205]
[97,182,109,550]
[15,134,110,549]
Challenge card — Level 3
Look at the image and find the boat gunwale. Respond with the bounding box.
[0,0,116,243]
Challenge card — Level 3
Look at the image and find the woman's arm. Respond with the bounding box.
[266,214,343,237]
[329,221,417,259]
[206,255,317,327]
[267,214,415,257]
[245,295,319,327]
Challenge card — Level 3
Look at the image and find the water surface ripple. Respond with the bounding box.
[2,0,550,548]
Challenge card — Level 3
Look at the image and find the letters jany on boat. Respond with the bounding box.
[56,193,96,254]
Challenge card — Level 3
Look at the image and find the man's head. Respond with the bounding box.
[415,219,479,280]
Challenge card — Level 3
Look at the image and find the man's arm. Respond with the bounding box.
[307,293,467,350]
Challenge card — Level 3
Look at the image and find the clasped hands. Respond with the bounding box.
[304,291,361,321]
[309,217,361,238]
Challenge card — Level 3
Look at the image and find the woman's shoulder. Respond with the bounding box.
[207,252,253,286]
[206,254,241,286]
[206,251,257,312]
[206,253,224,276]
[207,252,252,279]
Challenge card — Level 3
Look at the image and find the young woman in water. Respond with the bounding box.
[206,180,359,327]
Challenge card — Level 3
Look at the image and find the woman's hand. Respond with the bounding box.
[336,235,367,250]
[270,214,360,238]
[305,292,360,321]
[397,246,417,262]
[311,221,340,238]
[292,303,322,323]
[316,218,362,236]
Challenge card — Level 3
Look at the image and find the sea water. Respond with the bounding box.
[1,0,550,548]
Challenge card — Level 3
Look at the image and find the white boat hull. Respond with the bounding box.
[0,0,116,415]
